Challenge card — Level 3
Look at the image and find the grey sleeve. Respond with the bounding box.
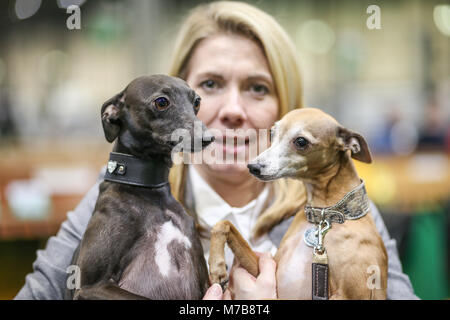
[369,202,419,300]
[14,177,102,300]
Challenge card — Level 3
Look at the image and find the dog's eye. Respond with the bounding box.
[294,137,309,149]
[193,97,201,111]
[154,97,170,110]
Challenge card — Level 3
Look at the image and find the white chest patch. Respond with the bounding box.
[154,220,191,277]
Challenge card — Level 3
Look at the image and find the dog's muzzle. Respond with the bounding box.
[247,163,264,176]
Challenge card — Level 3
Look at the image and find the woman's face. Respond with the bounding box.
[185,33,279,182]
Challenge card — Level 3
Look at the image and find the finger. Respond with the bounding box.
[223,289,232,300]
[253,251,264,258]
[233,267,257,287]
[202,283,223,300]
[255,253,277,299]
[258,253,277,279]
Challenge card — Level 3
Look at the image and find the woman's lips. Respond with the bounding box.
[216,136,250,155]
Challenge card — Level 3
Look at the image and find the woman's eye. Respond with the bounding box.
[154,97,170,110]
[250,84,269,96]
[293,137,309,149]
[200,79,217,91]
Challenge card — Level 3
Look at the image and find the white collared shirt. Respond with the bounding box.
[188,165,278,271]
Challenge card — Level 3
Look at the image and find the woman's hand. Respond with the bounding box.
[229,252,277,300]
[202,283,232,300]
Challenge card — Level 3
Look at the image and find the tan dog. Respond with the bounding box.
[209,108,387,299]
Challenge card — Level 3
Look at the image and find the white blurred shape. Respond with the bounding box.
[57,0,86,9]
[390,120,418,155]
[15,0,41,20]
[38,50,68,84]
[337,29,363,61]
[45,80,94,131]
[5,179,50,220]
[433,5,450,37]
[297,20,335,54]
[33,166,98,195]
[408,153,448,183]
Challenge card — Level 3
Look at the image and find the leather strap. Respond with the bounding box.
[305,180,370,224]
[312,263,329,300]
[104,152,170,188]
[306,180,369,301]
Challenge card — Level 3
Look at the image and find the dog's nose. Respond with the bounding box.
[247,163,263,176]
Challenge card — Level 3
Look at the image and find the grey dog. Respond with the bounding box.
[65,75,213,300]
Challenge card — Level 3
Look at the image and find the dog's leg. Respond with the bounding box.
[74,281,148,300]
[209,220,259,290]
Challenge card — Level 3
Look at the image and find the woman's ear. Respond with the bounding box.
[101,91,125,143]
[337,126,372,163]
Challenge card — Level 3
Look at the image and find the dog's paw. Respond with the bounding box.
[210,260,229,291]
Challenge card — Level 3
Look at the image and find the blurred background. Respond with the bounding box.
[0,0,448,299]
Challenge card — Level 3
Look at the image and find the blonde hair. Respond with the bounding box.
[168,1,306,237]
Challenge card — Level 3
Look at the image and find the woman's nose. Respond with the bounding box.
[218,88,247,128]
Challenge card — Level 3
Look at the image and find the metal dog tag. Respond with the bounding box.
[304,227,318,248]
[107,160,117,174]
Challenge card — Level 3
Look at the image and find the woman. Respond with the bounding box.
[15,1,417,300]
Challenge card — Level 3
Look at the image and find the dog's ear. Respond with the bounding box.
[337,126,372,163]
[101,91,125,143]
